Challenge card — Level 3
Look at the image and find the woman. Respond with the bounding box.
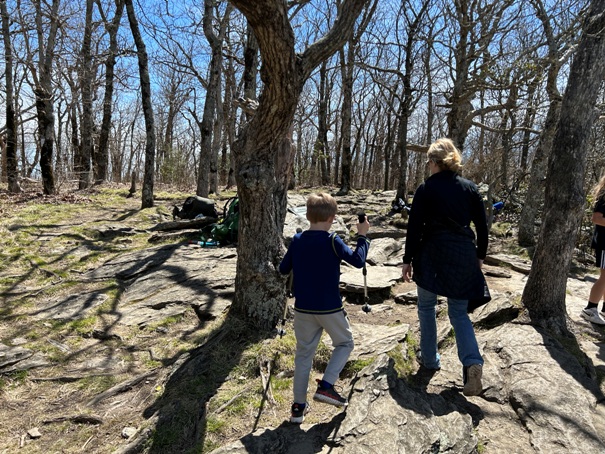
[581,174,605,325]
[402,138,488,397]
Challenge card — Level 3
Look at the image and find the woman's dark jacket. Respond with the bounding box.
[403,170,488,300]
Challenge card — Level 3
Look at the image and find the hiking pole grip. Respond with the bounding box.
[357,212,371,313]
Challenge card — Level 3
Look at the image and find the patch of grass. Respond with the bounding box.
[388,344,411,378]
[0,370,28,390]
[144,359,163,368]
[342,357,375,378]
[312,339,332,370]
[271,376,291,392]
[205,416,227,435]
[146,315,183,331]
[476,437,487,453]
[490,222,513,238]
[77,375,118,393]
[68,316,97,335]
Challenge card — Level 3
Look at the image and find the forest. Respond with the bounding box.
[1,0,605,333]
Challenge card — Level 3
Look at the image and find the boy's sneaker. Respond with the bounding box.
[290,403,310,424]
[581,307,605,325]
[313,379,348,407]
[463,364,483,396]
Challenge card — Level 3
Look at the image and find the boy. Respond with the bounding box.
[279,193,370,423]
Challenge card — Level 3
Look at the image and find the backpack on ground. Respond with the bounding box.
[208,196,239,244]
[173,196,218,220]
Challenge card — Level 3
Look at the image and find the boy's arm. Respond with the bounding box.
[333,234,370,269]
[279,245,293,275]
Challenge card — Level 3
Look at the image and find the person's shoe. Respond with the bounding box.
[581,308,605,325]
[290,402,310,423]
[463,364,483,396]
[313,379,348,407]
[416,352,441,371]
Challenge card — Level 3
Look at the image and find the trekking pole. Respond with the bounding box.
[358,212,371,314]
[278,228,302,337]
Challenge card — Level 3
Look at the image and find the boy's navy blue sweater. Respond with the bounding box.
[279,230,370,314]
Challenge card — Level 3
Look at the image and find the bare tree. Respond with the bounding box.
[445,0,515,150]
[517,0,581,247]
[1,0,21,192]
[522,0,605,335]
[125,0,155,208]
[96,0,125,185]
[196,1,232,196]
[336,0,377,195]
[31,0,61,195]
[77,0,94,189]
[227,0,372,329]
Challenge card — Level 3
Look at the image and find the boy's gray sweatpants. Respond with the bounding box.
[293,310,354,404]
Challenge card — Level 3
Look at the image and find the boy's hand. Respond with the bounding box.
[357,217,370,236]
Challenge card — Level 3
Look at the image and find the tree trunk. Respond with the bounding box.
[517,98,561,247]
[517,0,570,247]
[522,0,605,334]
[337,39,354,195]
[78,0,94,190]
[227,0,371,330]
[35,0,60,195]
[96,0,125,184]
[1,0,21,193]
[199,2,231,196]
[125,0,155,209]
[519,78,539,172]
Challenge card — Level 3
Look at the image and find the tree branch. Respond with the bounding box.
[300,0,371,79]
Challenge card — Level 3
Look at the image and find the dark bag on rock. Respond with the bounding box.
[468,274,491,313]
[173,196,218,220]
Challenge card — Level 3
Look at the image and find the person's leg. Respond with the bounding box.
[417,286,441,369]
[589,266,605,306]
[583,250,605,323]
[319,311,354,386]
[447,297,483,367]
[293,311,323,404]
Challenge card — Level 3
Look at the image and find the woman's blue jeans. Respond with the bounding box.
[417,285,483,369]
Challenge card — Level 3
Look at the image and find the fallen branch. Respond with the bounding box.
[43,414,103,425]
[150,217,217,232]
[259,360,276,406]
[87,369,158,407]
[30,373,116,383]
[210,384,254,415]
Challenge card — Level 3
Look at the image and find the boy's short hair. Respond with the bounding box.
[306,193,337,223]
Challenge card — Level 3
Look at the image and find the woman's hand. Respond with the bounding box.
[402,263,413,282]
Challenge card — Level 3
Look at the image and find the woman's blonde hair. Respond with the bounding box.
[427,138,463,173]
[592,173,605,202]
[306,192,337,223]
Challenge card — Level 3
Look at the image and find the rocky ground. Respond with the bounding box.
[1,186,604,453]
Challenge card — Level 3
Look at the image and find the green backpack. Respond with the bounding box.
[210,197,239,244]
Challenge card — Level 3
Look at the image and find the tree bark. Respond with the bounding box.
[196,1,231,197]
[337,38,354,195]
[522,0,605,334]
[96,0,125,185]
[517,98,561,247]
[78,0,94,190]
[125,0,155,209]
[34,0,61,195]
[227,0,371,330]
[517,0,571,247]
[316,61,331,186]
[1,0,21,193]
